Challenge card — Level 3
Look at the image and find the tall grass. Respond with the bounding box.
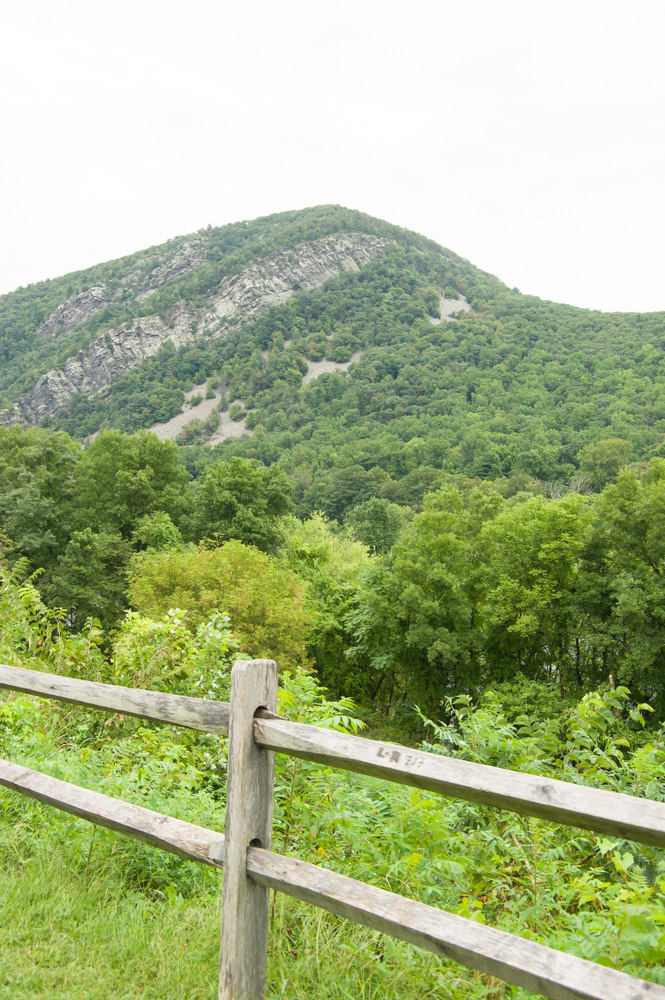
[3,677,665,998]
[0,816,501,1000]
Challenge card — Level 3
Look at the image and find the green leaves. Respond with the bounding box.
[113,608,238,698]
[188,456,294,553]
[345,497,409,554]
[49,528,132,631]
[72,430,191,539]
[129,538,313,672]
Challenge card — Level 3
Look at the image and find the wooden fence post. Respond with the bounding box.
[219,659,278,1000]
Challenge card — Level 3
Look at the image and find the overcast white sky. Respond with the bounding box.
[1,0,664,312]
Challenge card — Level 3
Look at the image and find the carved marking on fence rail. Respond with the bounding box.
[376,745,425,768]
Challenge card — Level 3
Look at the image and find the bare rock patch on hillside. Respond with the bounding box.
[302,349,363,385]
[212,234,387,324]
[147,347,365,446]
[1,233,389,428]
[149,384,224,442]
[429,294,471,323]
[37,286,108,339]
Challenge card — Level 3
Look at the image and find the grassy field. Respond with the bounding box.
[0,814,503,1000]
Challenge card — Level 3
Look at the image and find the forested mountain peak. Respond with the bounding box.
[0,204,664,495]
[0,207,420,426]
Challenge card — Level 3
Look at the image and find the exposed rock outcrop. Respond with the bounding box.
[137,241,207,300]
[37,286,108,339]
[27,305,197,424]
[1,233,388,426]
[429,293,472,323]
[34,240,208,345]
[146,347,366,445]
[212,233,386,323]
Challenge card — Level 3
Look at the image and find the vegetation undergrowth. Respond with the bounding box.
[1,570,665,998]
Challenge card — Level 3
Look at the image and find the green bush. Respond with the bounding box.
[129,540,313,672]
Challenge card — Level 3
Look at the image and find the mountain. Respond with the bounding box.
[2,205,664,495]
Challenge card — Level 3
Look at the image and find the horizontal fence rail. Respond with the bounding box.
[0,662,230,734]
[245,847,665,1000]
[254,714,665,848]
[0,758,225,863]
[3,661,665,847]
[1,758,663,1000]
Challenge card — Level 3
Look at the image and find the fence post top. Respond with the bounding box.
[231,659,277,677]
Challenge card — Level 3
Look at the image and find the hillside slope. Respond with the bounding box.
[1,205,664,493]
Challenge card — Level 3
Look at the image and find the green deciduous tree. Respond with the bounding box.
[188,456,293,552]
[132,511,184,551]
[303,464,389,522]
[578,461,665,710]
[279,514,370,695]
[48,528,133,630]
[479,493,595,691]
[72,430,191,538]
[0,426,80,580]
[578,438,634,491]
[345,497,410,554]
[346,483,503,708]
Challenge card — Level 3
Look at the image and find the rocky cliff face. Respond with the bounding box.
[211,232,386,322]
[136,241,207,301]
[36,286,109,339]
[23,305,197,424]
[1,233,389,426]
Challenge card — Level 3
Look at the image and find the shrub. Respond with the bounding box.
[129,540,313,671]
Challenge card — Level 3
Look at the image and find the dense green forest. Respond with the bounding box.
[2,206,665,997]
[2,424,665,716]
[3,205,665,501]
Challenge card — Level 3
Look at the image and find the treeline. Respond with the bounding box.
[2,424,665,718]
[6,203,665,508]
[0,426,294,630]
[187,273,665,491]
[4,204,665,508]
[343,467,665,716]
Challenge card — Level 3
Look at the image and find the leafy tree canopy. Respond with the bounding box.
[128,539,312,672]
[188,456,294,552]
[73,430,191,538]
[345,497,411,554]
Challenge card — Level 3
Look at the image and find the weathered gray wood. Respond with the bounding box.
[0,662,229,734]
[3,757,662,999]
[254,715,665,847]
[246,846,665,1000]
[0,758,225,864]
[219,660,278,1000]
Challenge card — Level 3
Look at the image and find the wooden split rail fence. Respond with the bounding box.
[1,659,665,1000]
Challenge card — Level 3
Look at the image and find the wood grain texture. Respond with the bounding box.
[3,756,662,999]
[219,660,278,1000]
[0,662,230,734]
[0,758,225,864]
[247,846,665,1000]
[254,716,665,847]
